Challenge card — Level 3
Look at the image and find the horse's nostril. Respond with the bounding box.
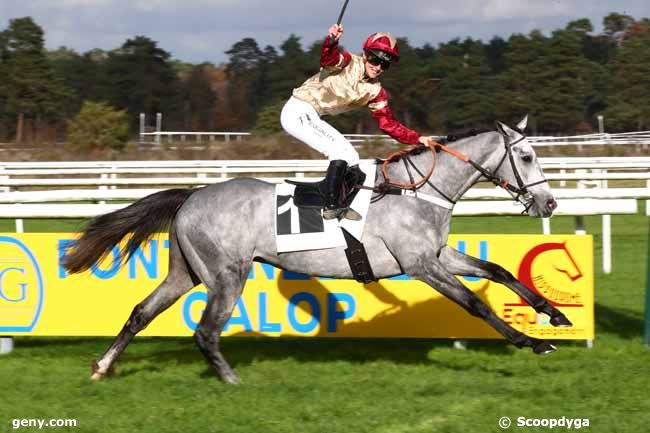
[547,199,557,210]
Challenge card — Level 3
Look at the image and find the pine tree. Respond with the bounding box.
[265,35,316,106]
[604,21,650,131]
[49,47,109,116]
[225,38,266,128]
[434,38,496,131]
[0,29,9,139]
[495,31,549,132]
[104,36,181,130]
[496,25,600,133]
[3,17,70,142]
[179,63,219,130]
[535,25,600,131]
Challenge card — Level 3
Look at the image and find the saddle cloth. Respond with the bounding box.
[275,162,376,253]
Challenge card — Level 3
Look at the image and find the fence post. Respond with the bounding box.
[139,113,145,143]
[155,113,162,146]
[597,115,604,136]
[643,218,650,346]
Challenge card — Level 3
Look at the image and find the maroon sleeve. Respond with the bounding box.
[320,36,352,68]
[369,88,421,145]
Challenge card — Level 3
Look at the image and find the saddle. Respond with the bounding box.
[286,165,366,210]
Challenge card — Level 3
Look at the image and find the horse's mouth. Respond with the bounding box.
[527,196,557,218]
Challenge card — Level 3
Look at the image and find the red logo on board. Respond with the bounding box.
[507,242,584,307]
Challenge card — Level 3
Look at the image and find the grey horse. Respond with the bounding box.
[63,118,572,384]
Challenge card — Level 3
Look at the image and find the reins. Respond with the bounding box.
[373,128,549,212]
[379,140,468,190]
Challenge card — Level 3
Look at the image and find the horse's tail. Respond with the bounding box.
[63,188,198,274]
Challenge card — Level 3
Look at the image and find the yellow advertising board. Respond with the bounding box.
[0,233,593,339]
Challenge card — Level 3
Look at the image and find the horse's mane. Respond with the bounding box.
[379,127,494,164]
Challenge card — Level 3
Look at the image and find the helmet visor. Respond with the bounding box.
[366,50,392,70]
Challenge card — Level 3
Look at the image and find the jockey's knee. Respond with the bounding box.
[330,146,359,166]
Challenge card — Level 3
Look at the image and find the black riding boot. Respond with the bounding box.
[320,160,362,221]
[341,164,364,220]
[320,160,347,220]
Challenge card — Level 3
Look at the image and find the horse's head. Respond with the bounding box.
[494,116,557,217]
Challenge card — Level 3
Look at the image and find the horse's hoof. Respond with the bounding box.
[221,372,241,385]
[550,314,572,327]
[533,341,557,355]
[90,360,114,381]
[90,371,105,381]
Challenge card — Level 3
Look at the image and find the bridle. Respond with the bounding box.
[374,129,549,213]
[482,132,549,213]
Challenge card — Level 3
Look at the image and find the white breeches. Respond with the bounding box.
[280,96,360,165]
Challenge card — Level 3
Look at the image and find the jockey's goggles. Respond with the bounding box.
[366,50,392,70]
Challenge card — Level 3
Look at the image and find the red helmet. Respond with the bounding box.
[362,32,400,62]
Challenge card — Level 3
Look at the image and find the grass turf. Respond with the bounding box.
[0,213,648,433]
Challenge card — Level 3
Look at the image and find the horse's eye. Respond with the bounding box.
[522,155,533,163]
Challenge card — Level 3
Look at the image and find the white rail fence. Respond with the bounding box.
[0,157,648,276]
[139,130,650,149]
[138,112,650,148]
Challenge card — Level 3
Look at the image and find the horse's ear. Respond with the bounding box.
[495,120,509,136]
[495,120,519,140]
[517,115,528,131]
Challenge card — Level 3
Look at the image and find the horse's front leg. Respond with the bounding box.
[412,257,556,354]
[438,246,572,327]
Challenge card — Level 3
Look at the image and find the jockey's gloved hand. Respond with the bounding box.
[418,136,434,146]
[328,24,343,42]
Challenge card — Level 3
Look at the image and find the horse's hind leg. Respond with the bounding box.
[193,266,249,385]
[91,233,198,380]
[415,259,556,354]
[438,246,572,327]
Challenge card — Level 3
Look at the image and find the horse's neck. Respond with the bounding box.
[404,132,501,201]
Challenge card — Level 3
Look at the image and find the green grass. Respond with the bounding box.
[0,213,648,433]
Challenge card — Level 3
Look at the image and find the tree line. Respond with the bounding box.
[0,13,648,146]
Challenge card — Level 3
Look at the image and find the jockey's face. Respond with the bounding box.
[364,54,385,79]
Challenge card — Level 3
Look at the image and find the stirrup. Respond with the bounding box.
[342,208,362,221]
[322,207,362,221]
[322,208,340,220]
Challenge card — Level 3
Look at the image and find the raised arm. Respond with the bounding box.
[321,24,352,68]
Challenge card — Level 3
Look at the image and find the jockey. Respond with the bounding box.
[281,24,430,220]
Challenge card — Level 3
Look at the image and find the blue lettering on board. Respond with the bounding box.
[288,292,320,333]
[223,298,253,332]
[327,293,356,332]
[248,263,275,280]
[128,240,158,279]
[91,246,121,279]
[182,291,207,330]
[58,238,170,280]
[57,239,75,278]
[456,240,488,282]
[259,292,282,332]
[0,267,27,302]
[0,236,45,332]
[283,271,311,280]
